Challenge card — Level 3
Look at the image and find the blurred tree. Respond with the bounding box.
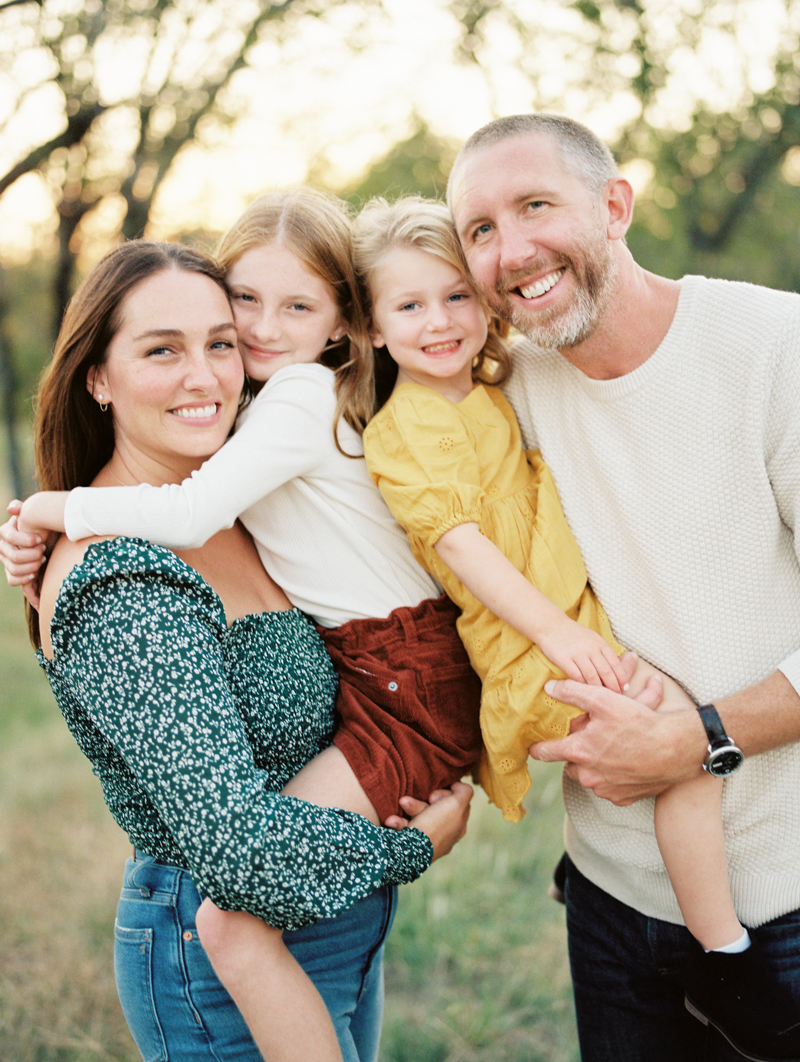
[0,0,371,495]
[0,0,341,335]
[443,0,800,285]
[341,116,461,204]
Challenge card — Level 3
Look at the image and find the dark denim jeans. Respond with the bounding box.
[564,855,800,1062]
[114,854,396,1062]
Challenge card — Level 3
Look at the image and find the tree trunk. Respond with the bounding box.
[0,271,28,499]
[52,204,89,342]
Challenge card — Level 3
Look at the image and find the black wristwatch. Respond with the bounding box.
[697,703,744,777]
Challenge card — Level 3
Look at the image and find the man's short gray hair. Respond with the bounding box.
[447,113,619,204]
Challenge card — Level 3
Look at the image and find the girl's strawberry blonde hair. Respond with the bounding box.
[216,187,376,450]
[352,195,510,407]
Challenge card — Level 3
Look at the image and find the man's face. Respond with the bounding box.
[450,133,617,348]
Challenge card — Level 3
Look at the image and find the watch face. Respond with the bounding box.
[707,747,744,777]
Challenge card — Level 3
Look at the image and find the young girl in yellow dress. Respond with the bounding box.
[354,195,751,967]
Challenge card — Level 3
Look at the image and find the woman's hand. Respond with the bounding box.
[387,781,473,861]
[1,500,48,608]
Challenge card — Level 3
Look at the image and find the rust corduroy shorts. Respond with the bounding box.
[322,594,483,824]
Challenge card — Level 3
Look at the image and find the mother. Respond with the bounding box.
[8,240,470,1062]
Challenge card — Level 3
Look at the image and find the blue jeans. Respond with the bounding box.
[114,854,396,1062]
[564,855,800,1061]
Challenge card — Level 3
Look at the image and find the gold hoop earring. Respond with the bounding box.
[97,394,109,413]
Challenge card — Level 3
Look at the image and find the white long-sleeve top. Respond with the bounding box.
[504,274,800,928]
[65,363,439,628]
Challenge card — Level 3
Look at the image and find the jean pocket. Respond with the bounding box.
[114,922,168,1062]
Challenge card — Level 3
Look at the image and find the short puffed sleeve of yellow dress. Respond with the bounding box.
[363,383,486,555]
[364,382,624,822]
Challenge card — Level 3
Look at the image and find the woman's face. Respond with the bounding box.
[91,268,244,479]
[227,240,344,385]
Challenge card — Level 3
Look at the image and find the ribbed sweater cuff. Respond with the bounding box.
[64,488,92,541]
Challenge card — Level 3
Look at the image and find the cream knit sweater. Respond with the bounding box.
[504,275,800,927]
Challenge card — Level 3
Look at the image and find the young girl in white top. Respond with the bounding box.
[4,189,478,1062]
[351,196,763,1038]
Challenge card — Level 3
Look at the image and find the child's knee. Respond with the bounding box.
[195,898,283,983]
[196,897,230,956]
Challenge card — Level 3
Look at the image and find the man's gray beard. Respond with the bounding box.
[495,240,617,350]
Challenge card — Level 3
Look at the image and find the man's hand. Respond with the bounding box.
[529,676,706,805]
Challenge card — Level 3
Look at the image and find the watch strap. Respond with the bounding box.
[697,703,728,749]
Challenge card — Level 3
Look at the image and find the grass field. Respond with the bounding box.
[0,547,579,1062]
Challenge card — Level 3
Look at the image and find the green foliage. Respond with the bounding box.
[628,155,800,290]
[2,260,53,420]
[343,119,461,204]
[382,776,578,1062]
[0,570,50,742]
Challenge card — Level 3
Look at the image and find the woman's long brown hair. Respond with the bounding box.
[26,241,229,646]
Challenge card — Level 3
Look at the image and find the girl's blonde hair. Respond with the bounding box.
[352,196,510,407]
[217,187,376,448]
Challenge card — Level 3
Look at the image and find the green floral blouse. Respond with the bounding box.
[38,538,432,930]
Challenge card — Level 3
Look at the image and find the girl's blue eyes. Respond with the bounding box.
[398,293,469,311]
[231,294,312,312]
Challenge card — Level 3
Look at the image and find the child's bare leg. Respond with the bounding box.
[195,899,343,1062]
[654,775,744,949]
[195,749,379,1060]
[622,654,688,706]
[283,745,380,825]
[626,656,745,950]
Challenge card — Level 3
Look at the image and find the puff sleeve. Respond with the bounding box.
[364,387,485,546]
[41,540,433,931]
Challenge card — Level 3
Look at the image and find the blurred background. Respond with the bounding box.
[2,0,800,1058]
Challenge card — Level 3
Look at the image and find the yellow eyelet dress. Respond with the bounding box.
[363,382,624,822]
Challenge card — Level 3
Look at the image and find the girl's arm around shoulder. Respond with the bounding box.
[0,502,51,604]
[64,372,336,548]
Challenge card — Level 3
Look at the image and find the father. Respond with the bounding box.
[447,113,800,1061]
